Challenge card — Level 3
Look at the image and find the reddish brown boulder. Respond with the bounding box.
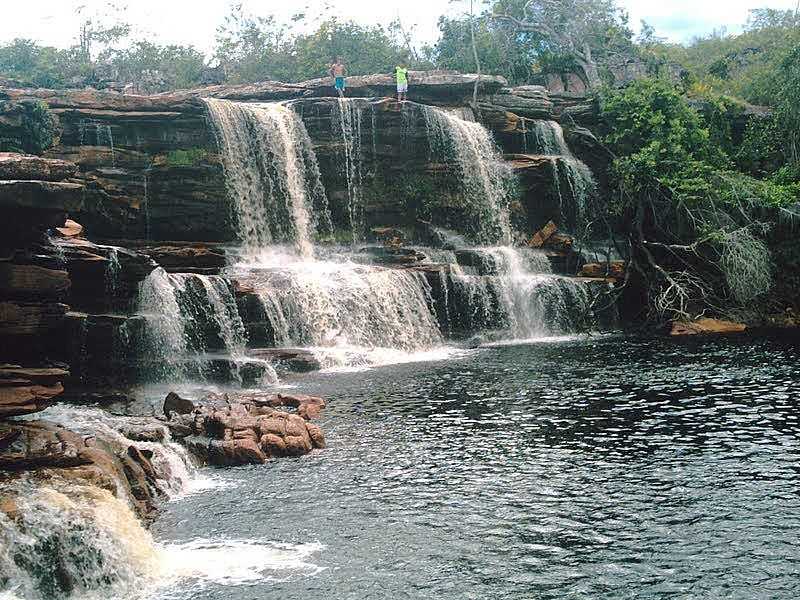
[529,220,558,248]
[670,318,747,336]
[580,261,626,279]
[0,419,164,518]
[164,392,327,466]
[54,219,84,238]
[144,245,227,274]
[0,365,67,417]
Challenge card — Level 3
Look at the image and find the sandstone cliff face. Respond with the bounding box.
[2,73,602,244]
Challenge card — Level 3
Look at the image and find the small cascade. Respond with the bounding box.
[204,99,331,257]
[420,106,515,244]
[525,120,597,234]
[0,404,204,600]
[436,247,597,338]
[190,275,250,381]
[137,268,190,380]
[235,253,444,366]
[78,120,115,165]
[0,481,163,600]
[103,246,121,296]
[142,166,152,240]
[137,269,273,383]
[332,98,367,242]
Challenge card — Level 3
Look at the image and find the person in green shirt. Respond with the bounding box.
[395,63,409,102]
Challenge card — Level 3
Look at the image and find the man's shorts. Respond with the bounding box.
[335,77,346,90]
[397,82,408,93]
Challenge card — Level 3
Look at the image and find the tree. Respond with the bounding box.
[100,41,206,92]
[491,0,633,88]
[213,4,294,82]
[600,79,798,321]
[290,18,413,81]
[75,2,131,62]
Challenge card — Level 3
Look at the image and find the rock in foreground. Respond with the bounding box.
[164,392,326,466]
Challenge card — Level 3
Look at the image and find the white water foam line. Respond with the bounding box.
[159,539,326,586]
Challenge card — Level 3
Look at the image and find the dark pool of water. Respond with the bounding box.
[152,333,800,599]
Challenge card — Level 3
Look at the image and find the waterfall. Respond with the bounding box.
[525,120,597,234]
[0,481,163,600]
[0,405,204,600]
[137,269,270,382]
[103,246,121,296]
[0,476,324,599]
[138,268,189,379]
[437,247,597,338]
[204,99,331,257]
[332,99,366,242]
[421,106,515,244]
[235,253,444,367]
[247,261,441,350]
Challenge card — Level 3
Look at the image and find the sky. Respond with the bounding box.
[2,0,798,55]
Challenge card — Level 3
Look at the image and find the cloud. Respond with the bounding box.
[620,0,799,42]
[1,0,798,53]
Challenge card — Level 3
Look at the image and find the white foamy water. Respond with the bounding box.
[137,269,278,384]
[159,539,325,586]
[0,479,324,600]
[421,105,515,244]
[311,344,472,373]
[332,98,368,242]
[232,251,443,355]
[524,120,597,235]
[39,405,197,499]
[204,98,330,257]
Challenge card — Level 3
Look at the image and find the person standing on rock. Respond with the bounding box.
[329,57,347,98]
[395,62,409,102]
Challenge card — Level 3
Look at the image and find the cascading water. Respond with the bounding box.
[204,98,331,258]
[136,269,274,382]
[103,246,121,296]
[525,120,596,234]
[332,99,367,242]
[0,403,320,600]
[232,251,445,368]
[434,246,598,338]
[421,106,515,244]
[137,268,189,379]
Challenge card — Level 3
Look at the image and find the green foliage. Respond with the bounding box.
[0,100,60,155]
[602,79,720,172]
[164,148,208,167]
[644,9,800,106]
[100,41,206,91]
[602,79,799,313]
[214,7,418,83]
[602,79,798,208]
[0,39,91,88]
[735,115,786,175]
[431,11,542,84]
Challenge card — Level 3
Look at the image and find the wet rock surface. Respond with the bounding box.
[0,418,165,517]
[164,391,326,466]
[0,366,67,417]
[0,152,78,181]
